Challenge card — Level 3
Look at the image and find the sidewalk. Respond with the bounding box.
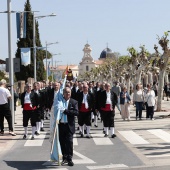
[0,106,23,155]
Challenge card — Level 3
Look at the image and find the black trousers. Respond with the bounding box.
[59,123,73,161]
[35,108,44,122]
[0,103,13,132]
[145,103,149,118]
[147,106,154,119]
[78,111,91,126]
[23,110,36,127]
[100,110,115,127]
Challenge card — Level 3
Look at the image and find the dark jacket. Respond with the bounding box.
[63,98,79,134]
[100,90,118,109]
[77,91,95,112]
[21,91,39,108]
[71,86,79,100]
[120,91,131,105]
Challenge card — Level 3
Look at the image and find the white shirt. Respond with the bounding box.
[83,93,89,109]
[106,92,112,104]
[0,86,11,104]
[24,92,31,103]
[75,86,78,92]
[89,88,93,93]
[60,99,69,123]
[144,90,155,106]
[82,93,87,103]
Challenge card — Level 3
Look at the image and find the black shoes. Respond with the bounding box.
[92,119,94,122]
[31,136,34,140]
[23,134,27,139]
[35,131,40,135]
[104,134,108,137]
[0,131,4,135]
[40,127,45,131]
[86,135,91,139]
[111,134,117,138]
[94,125,98,127]
[80,133,84,138]
[61,159,68,165]
[68,160,74,166]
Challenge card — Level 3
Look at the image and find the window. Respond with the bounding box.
[86,66,89,71]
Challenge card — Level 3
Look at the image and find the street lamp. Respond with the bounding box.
[33,13,56,82]
[45,42,59,82]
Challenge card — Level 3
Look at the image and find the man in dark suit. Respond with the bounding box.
[59,87,78,166]
[21,84,39,140]
[100,83,118,138]
[77,83,95,138]
[71,81,79,100]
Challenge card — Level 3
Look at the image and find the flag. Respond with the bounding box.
[48,61,51,76]
[62,65,69,78]
[20,48,30,66]
[16,12,27,38]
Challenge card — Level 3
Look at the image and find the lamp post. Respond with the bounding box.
[33,13,56,82]
[7,0,15,130]
[45,42,59,82]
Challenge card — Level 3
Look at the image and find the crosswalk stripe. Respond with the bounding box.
[91,134,113,145]
[24,133,46,146]
[118,130,149,144]
[73,134,78,145]
[87,164,128,169]
[148,129,170,142]
[146,154,170,158]
[73,150,96,164]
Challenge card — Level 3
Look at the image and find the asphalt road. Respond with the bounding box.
[0,101,170,170]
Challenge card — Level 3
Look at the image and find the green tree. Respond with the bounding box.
[15,0,51,82]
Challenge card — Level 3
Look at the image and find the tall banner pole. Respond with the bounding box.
[46,42,48,82]
[33,13,37,82]
[7,0,15,131]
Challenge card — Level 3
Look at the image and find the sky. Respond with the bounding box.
[1,0,170,66]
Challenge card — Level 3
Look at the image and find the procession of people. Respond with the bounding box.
[0,74,170,167]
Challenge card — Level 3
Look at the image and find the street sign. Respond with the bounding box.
[6,58,20,72]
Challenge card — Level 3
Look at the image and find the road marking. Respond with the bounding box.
[73,134,78,145]
[24,133,46,146]
[146,154,170,158]
[91,134,113,145]
[73,150,96,164]
[118,130,149,144]
[87,164,128,169]
[148,129,170,142]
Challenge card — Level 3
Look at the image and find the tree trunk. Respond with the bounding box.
[157,70,165,111]
[135,70,142,85]
[126,78,130,94]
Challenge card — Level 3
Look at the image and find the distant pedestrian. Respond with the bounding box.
[144,84,156,120]
[153,82,158,97]
[164,82,170,101]
[0,79,16,136]
[133,84,144,120]
[120,87,131,121]
[111,81,121,114]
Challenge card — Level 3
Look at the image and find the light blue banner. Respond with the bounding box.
[20,48,30,66]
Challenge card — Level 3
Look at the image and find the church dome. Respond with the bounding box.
[100,48,112,59]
